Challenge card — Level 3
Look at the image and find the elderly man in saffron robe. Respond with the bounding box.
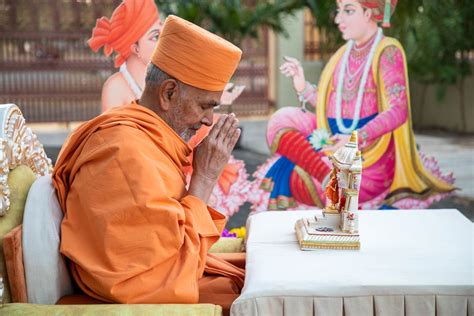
[53,15,244,314]
[89,0,250,218]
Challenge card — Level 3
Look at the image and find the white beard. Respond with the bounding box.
[180,129,195,142]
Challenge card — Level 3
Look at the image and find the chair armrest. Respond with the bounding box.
[0,303,222,315]
[209,237,244,253]
[3,225,27,303]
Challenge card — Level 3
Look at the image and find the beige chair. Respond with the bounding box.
[0,103,243,315]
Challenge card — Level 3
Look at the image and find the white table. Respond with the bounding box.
[231,209,473,316]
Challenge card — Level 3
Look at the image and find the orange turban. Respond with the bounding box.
[88,0,159,67]
[151,15,242,92]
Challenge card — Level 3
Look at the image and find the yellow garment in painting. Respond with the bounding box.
[316,37,454,205]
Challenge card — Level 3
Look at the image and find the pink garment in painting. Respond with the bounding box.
[249,35,454,212]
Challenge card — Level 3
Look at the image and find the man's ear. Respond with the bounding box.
[130,43,140,56]
[158,79,179,111]
[364,8,373,22]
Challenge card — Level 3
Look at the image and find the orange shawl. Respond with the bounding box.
[53,103,243,303]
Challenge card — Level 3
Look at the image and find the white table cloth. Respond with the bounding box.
[231,209,473,316]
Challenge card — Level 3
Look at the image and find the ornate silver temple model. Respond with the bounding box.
[295,131,362,250]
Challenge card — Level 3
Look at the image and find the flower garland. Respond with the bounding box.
[335,28,383,134]
[119,62,143,99]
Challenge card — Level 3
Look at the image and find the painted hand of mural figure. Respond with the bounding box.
[220,83,246,105]
[280,56,306,93]
[323,134,351,153]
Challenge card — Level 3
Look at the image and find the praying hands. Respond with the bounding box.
[188,114,241,202]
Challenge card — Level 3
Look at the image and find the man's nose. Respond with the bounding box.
[201,110,213,126]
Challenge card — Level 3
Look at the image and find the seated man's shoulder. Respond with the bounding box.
[85,124,151,157]
[105,123,149,141]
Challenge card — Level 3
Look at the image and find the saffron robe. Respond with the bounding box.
[52,103,244,304]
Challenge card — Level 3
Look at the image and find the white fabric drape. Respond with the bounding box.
[232,209,473,315]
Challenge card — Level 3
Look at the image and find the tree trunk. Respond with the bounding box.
[458,51,467,133]
[458,77,466,133]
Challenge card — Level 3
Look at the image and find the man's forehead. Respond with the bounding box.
[187,85,222,103]
[205,90,223,100]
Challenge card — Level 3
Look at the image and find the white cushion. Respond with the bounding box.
[22,175,73,304]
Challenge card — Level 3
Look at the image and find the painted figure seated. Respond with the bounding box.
[88,0,249,217]
[250,0,454,212]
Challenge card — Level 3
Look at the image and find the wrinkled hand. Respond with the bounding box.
[280,56,306,93]
[220,83,245,105]
[323,134,351,153]
[188,114,241,202]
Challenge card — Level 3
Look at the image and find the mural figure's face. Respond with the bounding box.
[335,0,373,42]
[134,19,163,64]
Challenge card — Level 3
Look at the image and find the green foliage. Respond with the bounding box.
[156,0,473,99]
[391,1,472,93]
[154,0,305,45]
